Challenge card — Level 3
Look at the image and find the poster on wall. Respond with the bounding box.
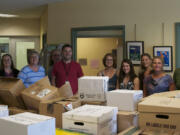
[153,46,173,72]
[126,41,144,65]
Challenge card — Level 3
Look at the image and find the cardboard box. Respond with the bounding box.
[39,97,81,128]
[39,98,81,128]
[141,129,180,135]
[147,90,180,98]
[81,101,106,106]
[58,83,73,98]
[118,126,142,135]
[9,107,37,115]
[0,112,55,135]
[63,104,118,135]
[0,77,25,108]
[107,90,143,111]
[138,96,180,132]
[21,84,60,111]
[117,111,139,133]
[78,76,109,102]
[0,105,9,117]
[118,126,180,135]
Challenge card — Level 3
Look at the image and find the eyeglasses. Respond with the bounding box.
[106,59,113,61]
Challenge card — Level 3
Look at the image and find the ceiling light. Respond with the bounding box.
[0,14,19,18]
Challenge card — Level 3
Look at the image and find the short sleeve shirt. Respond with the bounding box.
[18,65,45,88]
[144,74,173,96]
[52,60,83,94]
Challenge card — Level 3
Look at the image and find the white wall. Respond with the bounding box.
[47,0,180,72]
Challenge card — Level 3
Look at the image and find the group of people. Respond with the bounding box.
[0,44,83,95]
[0,44,178,97]
[98,53,176,97]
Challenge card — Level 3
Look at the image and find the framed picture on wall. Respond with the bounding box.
[153,46,173,72]
[126,41,144,65]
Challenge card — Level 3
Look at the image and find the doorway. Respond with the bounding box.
[72,26,125,75]
[0,36,40,69]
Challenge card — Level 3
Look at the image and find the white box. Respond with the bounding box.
[78,76,109,102]
[63,104,118,135]
[0,105,9,117]
[0,112,55,135]
[107,90,143,111]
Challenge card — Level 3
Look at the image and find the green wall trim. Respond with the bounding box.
[71,25,125,60]
[175,23,180,68]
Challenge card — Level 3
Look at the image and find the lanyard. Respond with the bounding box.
[63,61,72,81]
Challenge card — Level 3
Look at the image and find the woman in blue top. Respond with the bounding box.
[18,50,45,88]
[143,56,175,97]
[97,53,117,91]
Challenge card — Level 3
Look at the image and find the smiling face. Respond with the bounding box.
[62,47,72,62]
[3,55,12,68]
[122,62,130,74]
[152,58,163,72]
[29,53,39,66]
[141,55,152,68]
[105,55,113,68]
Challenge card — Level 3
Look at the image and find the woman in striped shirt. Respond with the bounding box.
[18,50,45,88]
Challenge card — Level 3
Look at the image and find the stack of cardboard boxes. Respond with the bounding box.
[118,90,180,135]
[0,76,81,134]
[2,75,180,135]
[106,90,143,133]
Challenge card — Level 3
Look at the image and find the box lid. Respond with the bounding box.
[0,112,54,125]
[79,76,109,80]
[0,77,22,90]
[109,90,143,95]
[138,96,180,113]
[63,105,117,123]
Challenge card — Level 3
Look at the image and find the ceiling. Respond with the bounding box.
[0,0,66,18]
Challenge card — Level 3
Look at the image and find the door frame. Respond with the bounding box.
[71,25,125,60]
[175,23,180,68]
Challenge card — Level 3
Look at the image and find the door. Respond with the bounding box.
[16,42,35,70]
[9,37,40,70]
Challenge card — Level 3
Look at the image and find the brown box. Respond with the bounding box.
[117,111,139,133]
[21,84,60,111]
[118,126,142,135]
[9,107,37,115]
[0,77,25,108]
[39,97,81,128]
[58,83,73,98]
[138,96,180,132]
[81,101,106,106]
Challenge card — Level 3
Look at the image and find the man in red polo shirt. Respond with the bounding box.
[51,44,83,95]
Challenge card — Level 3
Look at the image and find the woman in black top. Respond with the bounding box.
[0,54,19,77]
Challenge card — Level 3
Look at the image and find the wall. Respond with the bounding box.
[40,7,48,49]
[77,38,119,75]
[0,18,40,36]
[47,0,180,73]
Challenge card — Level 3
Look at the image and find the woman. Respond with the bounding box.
[18,50,45,88]
[97,53,117,91]
[48,49,61,82]
[143,56,175,97]
[0,54,19,77]
[139,53,152,90]
[117,59,139,90]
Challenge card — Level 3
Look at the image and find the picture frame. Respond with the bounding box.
[126,41,144,65]
[153,46,173,72]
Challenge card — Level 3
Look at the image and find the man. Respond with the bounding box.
[52,44,83,94]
